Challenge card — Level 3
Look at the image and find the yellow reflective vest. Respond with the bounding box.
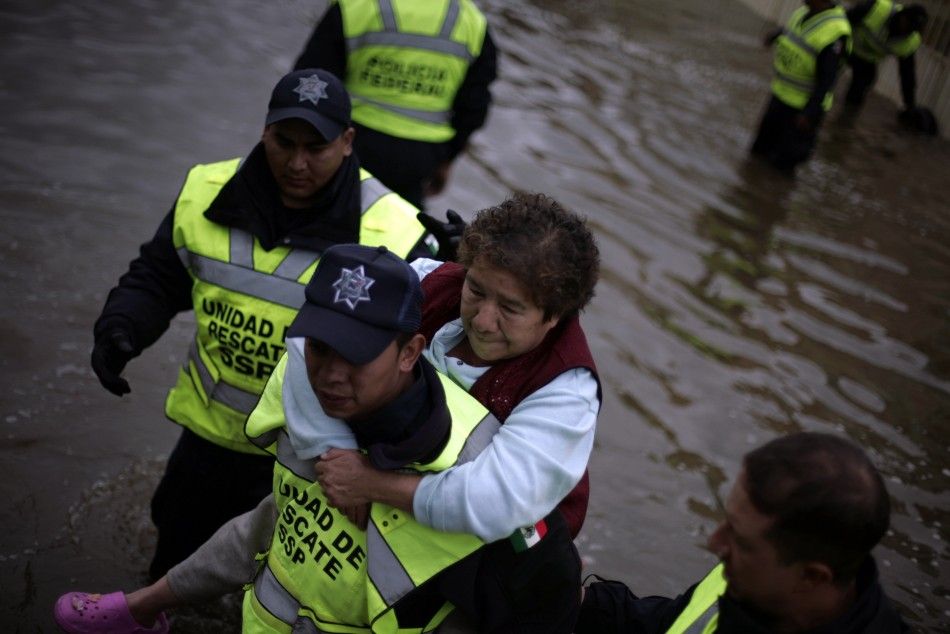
[853,0,921,63]
[242,352,500,633]
[664,564,727,634]
[165,159,426,453]
[340,0,487,142]
[771,5,852,111]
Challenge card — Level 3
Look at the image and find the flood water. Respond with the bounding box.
[1,0,948,631]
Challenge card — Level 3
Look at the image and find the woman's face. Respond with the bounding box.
[460,260,559,362]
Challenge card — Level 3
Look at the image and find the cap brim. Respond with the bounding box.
[287,303,398,365]
[265,107,345,142]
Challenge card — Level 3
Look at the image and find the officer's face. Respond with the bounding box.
[706,471,803,617]
[458,259,558,363]
[303,337,419,421]
[262,119,354,209]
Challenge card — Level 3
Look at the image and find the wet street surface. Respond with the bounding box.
[1,0,948,631]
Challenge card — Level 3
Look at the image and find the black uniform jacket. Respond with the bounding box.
[575,558,909,634]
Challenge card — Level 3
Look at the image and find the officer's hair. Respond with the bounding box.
[743,432,890,585]
[457,192,600,321]
[394,331,415,349]
[897,5,928,31]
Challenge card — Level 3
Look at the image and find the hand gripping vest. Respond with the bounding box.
[243,354,501,633]
[852,0,921,63]
[340,0,487,142]
[771,5,852,111]
[664,564,727,634]
[166,159,426,453]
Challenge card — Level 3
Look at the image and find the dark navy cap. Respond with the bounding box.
[287,244,422,365]
[265,68,351,141]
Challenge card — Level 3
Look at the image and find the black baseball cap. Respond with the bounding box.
[265,68,352,141]
[287,244,422,365]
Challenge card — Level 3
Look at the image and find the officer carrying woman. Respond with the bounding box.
[56,192,603,633]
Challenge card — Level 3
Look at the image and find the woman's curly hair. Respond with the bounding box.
[457,192,600,320]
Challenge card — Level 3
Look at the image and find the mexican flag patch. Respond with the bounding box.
[510,519,548,552]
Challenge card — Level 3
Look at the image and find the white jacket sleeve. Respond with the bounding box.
[412,368,599,542]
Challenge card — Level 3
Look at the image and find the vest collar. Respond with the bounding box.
[203,143,363,251]
[282,337,450,469]
[360,358,451,470]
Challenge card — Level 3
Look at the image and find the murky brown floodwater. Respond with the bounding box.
[1,0,947,631]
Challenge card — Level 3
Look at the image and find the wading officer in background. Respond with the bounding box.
[750,0,852,172]
[844,1,934,132]
[294,0,497,209]
[575,432,909,633]
[90,67,436,581]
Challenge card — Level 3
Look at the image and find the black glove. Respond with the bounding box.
[417,209,466,262]
[91,328,136,396]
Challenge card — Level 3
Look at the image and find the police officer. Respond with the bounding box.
[241,244,499,632]
[90,68,437,580]
[294,0,498,210]
[750,0,852,172]
[845,1,928,119]
[575,433,909,633]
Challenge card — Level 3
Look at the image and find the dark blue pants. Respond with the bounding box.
[149,428,274,580]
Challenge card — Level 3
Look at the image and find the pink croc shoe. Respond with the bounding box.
[53,591,169,633]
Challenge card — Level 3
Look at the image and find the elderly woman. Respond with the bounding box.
[55,192,601,633]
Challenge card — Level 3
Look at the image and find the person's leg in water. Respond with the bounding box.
[845,57,877,109]
[149,429,273,579]
[55,495,277,632]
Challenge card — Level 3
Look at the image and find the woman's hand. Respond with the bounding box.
[339,503,369,530]
[315,448,376,508]
[315,448,423,517]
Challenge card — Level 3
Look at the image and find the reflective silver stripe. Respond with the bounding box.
[187,341,261,414]
[455,413,501,465]
[801,13,846,37]
[352,94,452,124]
[773,69,815,92]
[249,426,279,451]
[254,564,300,624]
[254,563,334,633]
[352,0,470,59]
[367,520,415,606]
[682,603,718,634]
[860,27,888,54]
[349,31,473,60]
[439,0,461,39]
[782,12,847,58]
[360,176,391,212]
[378,0,398,30]
[273,250,320,281]
[860,7,897,55]
[781,29,817,56]
[189,253,306,308]
[230,229,255,268]
[177,246,189,269]
[276,430,318,481]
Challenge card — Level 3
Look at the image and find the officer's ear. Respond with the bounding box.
[396,333,426,372]
[341,126,355,157]
[798,561,835,591]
